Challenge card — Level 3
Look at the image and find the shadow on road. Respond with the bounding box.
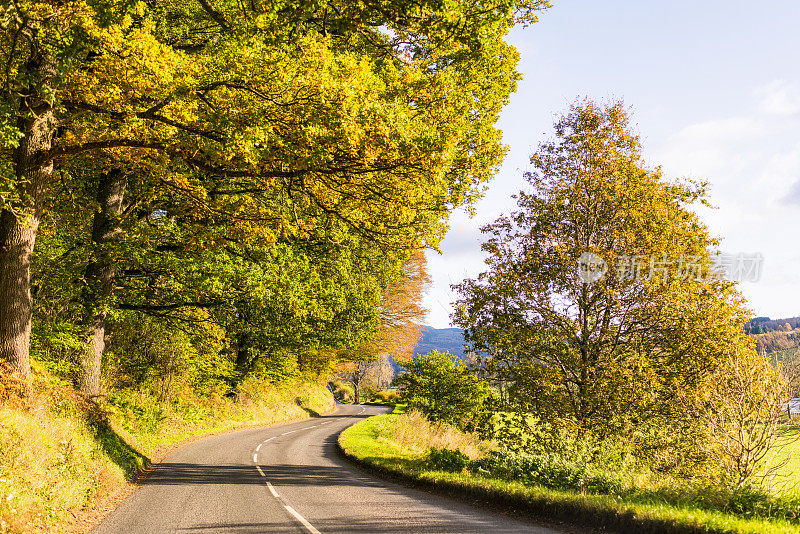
[143,460,385,489]
[144,463,264,485]
[180,518,480,533]
[180,521,301,533]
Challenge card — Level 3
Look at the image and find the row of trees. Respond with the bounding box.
[754,329,800,354]
[0,0,549,396]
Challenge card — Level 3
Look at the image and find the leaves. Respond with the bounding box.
[453,100,755,443]
[3,0,543,392]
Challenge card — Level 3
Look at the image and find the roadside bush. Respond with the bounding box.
[474,412,635,494]
[371,390,399,404]
[470,449,626,494]
[106,390,167,434]
[395,351,492,431]
[426,447,469,472]
[329,380,354,403]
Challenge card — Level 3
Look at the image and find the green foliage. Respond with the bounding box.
[106,391,168,434]
[329,379,355,403]
[426,448,469,472]
[370,389,400,404]
[30,320,84,381]
[395,351,492,431]
[471,449,626,495]
[340,413,800,534]
[476,412,632,494]
[106,314,233,400]
[453,100,759,470]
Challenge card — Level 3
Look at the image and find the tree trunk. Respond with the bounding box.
[235,330,252,377]
[80,170,127,399]
[0,210,41,381]
[0,54,57,382]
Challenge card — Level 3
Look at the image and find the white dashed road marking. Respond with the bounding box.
[284,505,322,534]
[252,421,332,534]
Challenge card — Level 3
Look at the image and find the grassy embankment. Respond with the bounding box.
[0,366,334,534]
[339,412,800,534]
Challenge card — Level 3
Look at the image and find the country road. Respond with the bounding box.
[92,404,562,534]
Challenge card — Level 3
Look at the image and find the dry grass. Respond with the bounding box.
[0,368,334,534]
[0,374,120,533]
[380,410,489,460]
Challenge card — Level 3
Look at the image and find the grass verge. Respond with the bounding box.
[0,368,334,534]
[338,413,800,534]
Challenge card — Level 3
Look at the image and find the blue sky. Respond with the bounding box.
[423,1,800,327]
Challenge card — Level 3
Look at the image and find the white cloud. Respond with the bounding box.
[645,82,800,320]
[757,80,800,116]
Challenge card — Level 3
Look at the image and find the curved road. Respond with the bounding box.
[93,404,561,533]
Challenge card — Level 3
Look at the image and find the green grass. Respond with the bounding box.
[768,422,800,495]
[0,369,334,534]
[391,403,408,414]
[339,413,800,534]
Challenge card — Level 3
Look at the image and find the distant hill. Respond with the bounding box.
[745,316,800,334]
[413,327,469,358]
[384,327,471,378]
[744,316,800,354]
[410,320,800,357]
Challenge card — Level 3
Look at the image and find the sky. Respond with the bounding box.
[422,0,800,328]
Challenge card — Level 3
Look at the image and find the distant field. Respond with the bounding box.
[769,423,800,495]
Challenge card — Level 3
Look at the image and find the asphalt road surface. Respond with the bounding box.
[93,404,562,533]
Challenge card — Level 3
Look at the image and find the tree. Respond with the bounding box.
[332,248,430,395]
[693,350,789,488]
[376,250,431,362]
[1,0,549,388]
[79,169,127,399]
[395,350,491,430]
[343,360,375,405]
[453,100,753,437]
[35,179,396,393]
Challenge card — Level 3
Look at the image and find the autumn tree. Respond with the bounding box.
[454,100,753,438]
[334,249,430,398]
[692,350,789,488]
[1,0,548,392]
[376,250,431,360]
[341,360,375,405]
